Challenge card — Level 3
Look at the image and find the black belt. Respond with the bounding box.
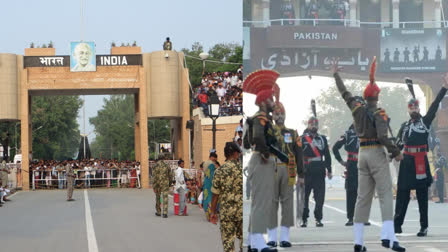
[360,140,381,146]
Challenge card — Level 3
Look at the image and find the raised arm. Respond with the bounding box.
[423,74,448,126]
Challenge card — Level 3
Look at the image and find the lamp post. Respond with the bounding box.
[207,95,220,150]
[199,52,209,74]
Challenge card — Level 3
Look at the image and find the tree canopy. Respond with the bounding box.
[89,95,171,161]
[31,96,83,160]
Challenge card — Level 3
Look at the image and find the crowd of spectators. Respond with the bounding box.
[302,0,349,24]
[193,65,243,117]
[30,159,141,189]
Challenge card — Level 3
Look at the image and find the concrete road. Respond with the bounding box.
[1,189,226,252]
[243,184,448,252]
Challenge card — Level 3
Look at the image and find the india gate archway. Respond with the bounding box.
[0,46,191,190]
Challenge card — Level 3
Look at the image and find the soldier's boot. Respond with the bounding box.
[155,212,161,216]
[316,220,324,227]
[381,240,406,252]
[417,227,427,237]
[354,244,367,252]
[300,220,307,228]
[163,214,168,218]
[346,218,354,226]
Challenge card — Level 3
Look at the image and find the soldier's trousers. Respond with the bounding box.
[220,217,243,252]
[346,189,357,220]
[394,187,428,229]
[355,147,393,223]
[155,190,169,215]
[296,182,305,223]
[436,171,445,202]
[269,164,294,229]
[248,153,275,233]
[303,171,325,222]
[67,176,74,200]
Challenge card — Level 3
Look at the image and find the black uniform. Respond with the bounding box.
[301,130,331,223]
[435,155,446,203]
[394,87,447,231]
[332,125,359,221]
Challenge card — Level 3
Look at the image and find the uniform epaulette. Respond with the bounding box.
[374,108,388,121]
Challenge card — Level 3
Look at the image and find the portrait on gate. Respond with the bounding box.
[70,41,96,72]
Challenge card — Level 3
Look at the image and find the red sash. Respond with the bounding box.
[403,144,427,180]
[304,135,321,158]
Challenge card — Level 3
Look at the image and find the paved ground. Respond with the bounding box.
[0,189,227,252]
[243,181,448,252]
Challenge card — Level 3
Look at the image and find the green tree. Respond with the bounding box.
[89,95,171,160]
[31,96,83,160]
[312,81,410,145]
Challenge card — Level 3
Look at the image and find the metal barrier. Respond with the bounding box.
[243,19,446,28]
[31,168,141,190]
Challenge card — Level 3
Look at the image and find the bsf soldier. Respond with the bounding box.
[333,123,371,227]
[332,57,405,252]
[66,161,76,201]
[163,37,172,51]
[435,153,446,204]
[394,76,448,237]
[243,70,280,252]
[301,114,332,228]
[266,101,304,248]
[210,142,243,252]
[152,153,173,218]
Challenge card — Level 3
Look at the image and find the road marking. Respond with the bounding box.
[424,248,445,252]
[311,200,382,227]
[84,190,99,252]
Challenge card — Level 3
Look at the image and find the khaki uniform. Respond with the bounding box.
[163,41,172,50]
[248,111,276,234]
[1,161,8,187]
[270,125,304,229]
[152,160,173,215]
[334,72,400,223]
[66,164,75,200]
[211,159,243,252]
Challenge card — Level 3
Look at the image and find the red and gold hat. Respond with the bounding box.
[363,56,380,100]
[243,69,280,105]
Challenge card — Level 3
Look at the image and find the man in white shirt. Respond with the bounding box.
[217,83,226,100]
[175,159,187,216]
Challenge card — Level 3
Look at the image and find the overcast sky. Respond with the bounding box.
[1,0,242,140]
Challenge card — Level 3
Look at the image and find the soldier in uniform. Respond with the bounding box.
[66,161,76,201]
[267,101,304,248]
[163,37,172,51]
[0,160,10,203]
[394,77,448,237]
[152,153,173,218]
[333,123,364,226]
[332,57,405,252]
[210,142,243,252]
[301,109,332,228]
[243,70,280,252]
[435,153,446,203]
